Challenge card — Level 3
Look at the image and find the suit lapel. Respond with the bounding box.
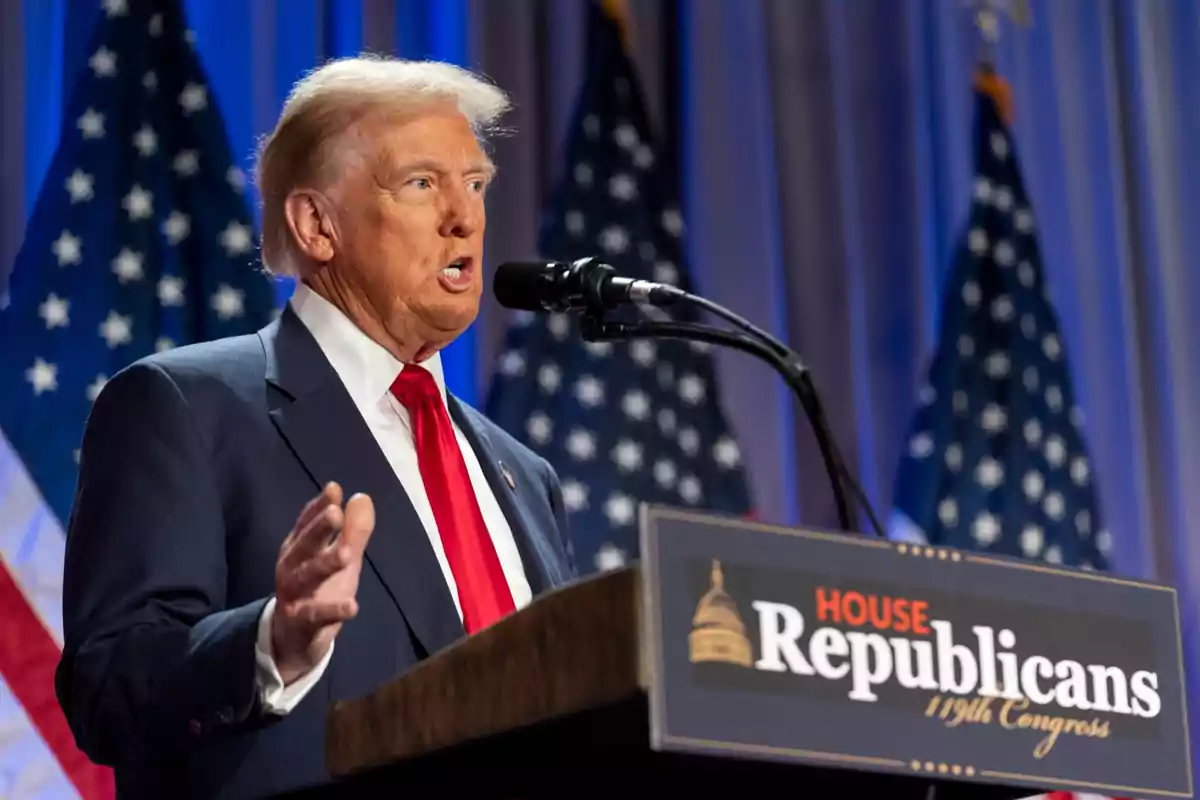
[448,399,558,596]
[261,309,464,658]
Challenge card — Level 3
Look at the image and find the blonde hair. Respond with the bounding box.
[254,55,511,274]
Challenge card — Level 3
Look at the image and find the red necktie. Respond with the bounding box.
[390,364,515,633]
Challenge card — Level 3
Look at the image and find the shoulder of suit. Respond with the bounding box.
[109,332,266,404]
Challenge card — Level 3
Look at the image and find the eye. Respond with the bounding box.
[408,176,433,190]
[467,178,486,193]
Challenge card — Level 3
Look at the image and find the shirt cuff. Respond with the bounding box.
[254,596,334,715]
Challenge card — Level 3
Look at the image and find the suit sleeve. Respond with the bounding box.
[55,361,276,766]
[541,457,578,579]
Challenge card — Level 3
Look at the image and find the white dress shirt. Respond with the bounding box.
[254,282,533,714]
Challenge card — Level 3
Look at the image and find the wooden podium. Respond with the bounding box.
[277,508,1192,799]
[281,568,1014,798]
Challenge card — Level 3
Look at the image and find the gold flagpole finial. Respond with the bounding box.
[964,0,1030,124]
[599,0,633,51]
[966,0,1031,70]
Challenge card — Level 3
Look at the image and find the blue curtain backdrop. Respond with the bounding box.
[4,0,1200,771]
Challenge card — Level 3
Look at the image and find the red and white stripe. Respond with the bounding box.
[0,432,112,799]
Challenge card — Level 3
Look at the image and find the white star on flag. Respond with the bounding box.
[132,125,157,156]
[38,294,69,329]
[157,275,185,306]
[51,231,82,266]
[210,284,245,320]
[219,221,253,256]
[179,83,207,114]
[86,375,108,402]
[112,248,144,283]
[561,480,589,512]
[173,150,199,176]
[65,169,94,203]
[162,211,190,244]
[77,108,105,139]
[98,310,132,348]
[25,358,58,394]
[593,543,627,571]
[89,47,117,77]
[122,185,153,221]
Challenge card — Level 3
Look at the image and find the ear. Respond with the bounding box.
[283,189,337,263]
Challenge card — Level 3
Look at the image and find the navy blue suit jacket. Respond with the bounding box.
[55,306,577,799]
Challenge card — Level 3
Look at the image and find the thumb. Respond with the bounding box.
[341,493,376,552]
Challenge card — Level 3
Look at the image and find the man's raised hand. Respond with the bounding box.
[271,482,375,685]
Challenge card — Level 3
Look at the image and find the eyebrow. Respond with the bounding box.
[393,158,496,180]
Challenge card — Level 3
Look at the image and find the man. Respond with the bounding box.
[54,56,577,799]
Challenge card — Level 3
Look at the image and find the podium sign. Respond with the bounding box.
[640,506,1193,798]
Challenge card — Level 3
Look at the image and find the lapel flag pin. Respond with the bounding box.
[499,461,516,490]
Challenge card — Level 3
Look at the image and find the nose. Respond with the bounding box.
[439,185,480,239]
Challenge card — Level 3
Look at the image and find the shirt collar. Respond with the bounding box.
[288,281,448,410]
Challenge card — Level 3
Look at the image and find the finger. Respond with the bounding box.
[285,542,353,598]
[339,493,376,552]
[297,482,342,530]
[283,503,344,569]
[282,483,341,552]
[282,597,359,631]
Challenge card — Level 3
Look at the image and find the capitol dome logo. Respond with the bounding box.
[688,560,753,667]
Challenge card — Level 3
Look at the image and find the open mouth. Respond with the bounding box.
[438,257,475,293]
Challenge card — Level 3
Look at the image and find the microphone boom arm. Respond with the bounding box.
[580,313,885,538]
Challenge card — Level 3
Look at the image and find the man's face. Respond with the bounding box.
[327,105,492,359]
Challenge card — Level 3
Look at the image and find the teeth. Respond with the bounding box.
[442,266,462,279]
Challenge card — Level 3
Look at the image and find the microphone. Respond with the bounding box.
[493,257,683,313]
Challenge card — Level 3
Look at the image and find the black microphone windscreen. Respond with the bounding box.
[493,261,556,311]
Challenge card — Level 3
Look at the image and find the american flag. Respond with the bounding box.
[485,0,753,574]
[889,79,1125,800]
[0,0,275,796]
[889,80,1111,570]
